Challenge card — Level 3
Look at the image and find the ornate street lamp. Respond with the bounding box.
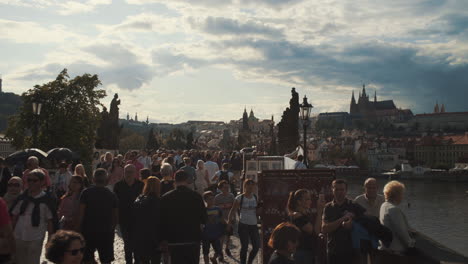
[32,101,42,147]
[300,95,313,167]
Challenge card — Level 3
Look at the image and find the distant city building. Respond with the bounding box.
[414,133,468,167]
[0,134,15,158]
[349,84,413,122]
[231,108,274,150]
[317,112,351,127]
[408,103,468,131]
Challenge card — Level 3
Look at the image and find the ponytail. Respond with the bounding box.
[287,189,309,215]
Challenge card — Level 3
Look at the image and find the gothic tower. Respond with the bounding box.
[242,107,249,130]
[350,90,357,114]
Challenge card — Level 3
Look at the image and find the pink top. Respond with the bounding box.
[58,194,80,230]
[22,167,51,189]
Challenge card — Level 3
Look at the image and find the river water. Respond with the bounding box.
[346,178,468,256]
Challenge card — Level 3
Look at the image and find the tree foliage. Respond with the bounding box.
[164,128,186,150]
[146,127,160,151]
[0,92,22,133]
[5,69,106,165]
[120,127,146,154]
[186,131,194,149]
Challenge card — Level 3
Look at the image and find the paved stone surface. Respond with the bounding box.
[41,230,262,264]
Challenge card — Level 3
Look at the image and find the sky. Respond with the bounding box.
[1,0,468,124]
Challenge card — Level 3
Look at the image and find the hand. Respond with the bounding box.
[342,218,353,229]
[344,211,355,220]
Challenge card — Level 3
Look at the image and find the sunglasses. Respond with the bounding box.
[66,247,85,256]
[27,178,40,183]
[8,183,21,187]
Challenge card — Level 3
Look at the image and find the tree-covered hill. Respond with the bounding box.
[0,92,22,133]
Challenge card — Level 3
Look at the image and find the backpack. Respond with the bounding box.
[218,171,230,183]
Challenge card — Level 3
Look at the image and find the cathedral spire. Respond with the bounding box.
[362,84,367,98]
[434,102,439,113]
[440,104,445,113]
[374,90,377,103]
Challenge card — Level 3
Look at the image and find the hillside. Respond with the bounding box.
[0,92,22,132]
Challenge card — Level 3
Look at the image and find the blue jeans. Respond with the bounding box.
[238,223,260,264]
[294,249,315,264]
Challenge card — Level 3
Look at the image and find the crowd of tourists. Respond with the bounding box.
[0,149,417,264]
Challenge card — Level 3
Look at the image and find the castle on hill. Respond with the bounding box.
[350,84,413,123]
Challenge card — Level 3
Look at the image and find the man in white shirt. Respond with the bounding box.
[137,150,152,169]
[354,177,385,218]
[11,169,56,264]
[204,153,219,185]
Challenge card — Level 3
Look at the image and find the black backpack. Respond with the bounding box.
[219,170,230,183]
[238,193,257,216]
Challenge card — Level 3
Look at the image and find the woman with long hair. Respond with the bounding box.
[108,158,124,190]
[287,189,325,264]
[58,176,85,230]
[195,160,210,194]
[73,164,90,187]
[133,177,162,263]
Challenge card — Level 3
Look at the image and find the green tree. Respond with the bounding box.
[186,131,194,149]
[120,128,146,154]
[145,127,160,151]
[6,69,106,166]
[164,128,186,150]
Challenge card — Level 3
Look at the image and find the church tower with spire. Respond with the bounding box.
[350,91,358,114]
[242,107,249,130]
[434,102,440,113]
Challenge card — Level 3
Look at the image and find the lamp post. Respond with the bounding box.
[299,95,313,167]
[32,101,42,147]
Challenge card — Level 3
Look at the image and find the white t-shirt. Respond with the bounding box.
[12,191,53,241]
[235,194,257,225]
[204,161,220,184]
[137,156,152,169]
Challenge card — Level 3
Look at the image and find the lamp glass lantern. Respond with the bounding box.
[32,102,42,115]
[300,96,313,121]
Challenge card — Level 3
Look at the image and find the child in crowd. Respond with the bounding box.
[268,222,301,264]
[214,180,235,257]
[202,191,225,264]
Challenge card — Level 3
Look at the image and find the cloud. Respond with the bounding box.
[97,13,183,34]
[0,19,83,43]
[11,42,155,91]
[412,13,468,37]
[190,16,283,38]
[0,0,112,15]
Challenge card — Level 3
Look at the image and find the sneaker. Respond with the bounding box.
[210,256,218,264]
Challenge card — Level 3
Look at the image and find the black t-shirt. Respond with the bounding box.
[323,198,364,257]
[114,180,144,226]
[291,212,316,251]
[80,185,118,233]
[268,251,294,264]
[160,180,174,196]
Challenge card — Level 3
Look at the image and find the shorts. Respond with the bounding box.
[202,239,222,256]
[83,231,115,263]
